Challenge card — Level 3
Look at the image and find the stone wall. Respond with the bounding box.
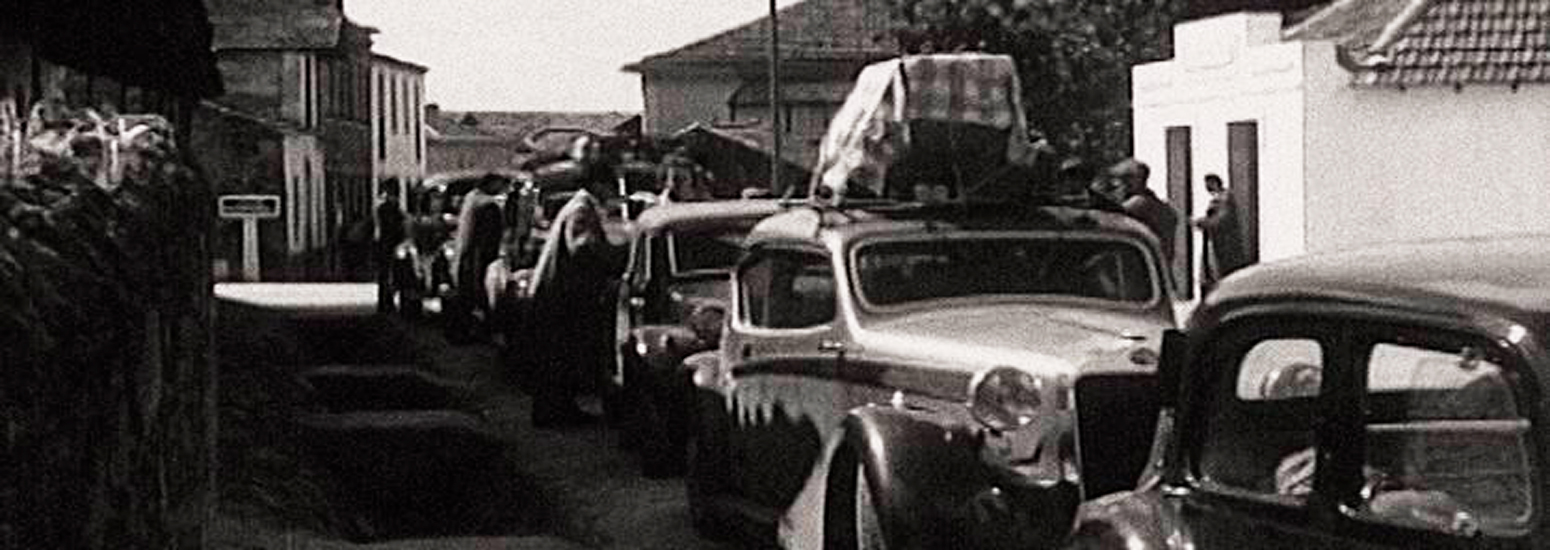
[0,105,215,549]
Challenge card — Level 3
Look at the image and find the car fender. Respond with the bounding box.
[831,406,990,547]
[1066,489,1177,550]
[835,406,1084,549]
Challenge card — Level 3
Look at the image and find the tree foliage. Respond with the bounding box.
[887,0,1184,164]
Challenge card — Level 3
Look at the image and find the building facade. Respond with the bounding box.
[204,0,421,280]
[623,0,897,191]
[370,53,427,206]
[1131,1,1550,297]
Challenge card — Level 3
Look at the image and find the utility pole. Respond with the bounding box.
[768,0,783,195]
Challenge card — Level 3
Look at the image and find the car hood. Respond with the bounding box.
[854,303,1172,376]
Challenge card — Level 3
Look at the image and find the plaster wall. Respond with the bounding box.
[1303,68,1550,252]
[641,71,740,134]
[1132,12,1310,276]
[370,61,426,205]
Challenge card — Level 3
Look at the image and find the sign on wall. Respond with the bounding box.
[217,194,282,219]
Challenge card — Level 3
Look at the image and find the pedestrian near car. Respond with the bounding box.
[447,173,509,342]
[1193,173,1248,295]
[374,184,406,313]
[527,190,621,428]
[1109,158,1180,264]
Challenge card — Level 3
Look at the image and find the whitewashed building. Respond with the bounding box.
[370,53,427,206]
[1131,0,1550,297]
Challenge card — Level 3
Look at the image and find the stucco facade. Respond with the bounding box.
[1133,11,1550,297]
[370,54,427,205]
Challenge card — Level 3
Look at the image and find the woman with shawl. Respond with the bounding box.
[526,190,622,427]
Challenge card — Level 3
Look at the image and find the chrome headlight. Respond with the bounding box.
[968,366,1044,432]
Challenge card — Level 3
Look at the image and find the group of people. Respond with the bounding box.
[1084,157,1251,296]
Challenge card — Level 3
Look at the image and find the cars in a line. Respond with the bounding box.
[612,199,786,476]
[1067,235,1550,549]
[684,199,1177,549]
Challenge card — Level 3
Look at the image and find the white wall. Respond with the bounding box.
[1132,11,1311,283]
[641,71,740,134]
[1305,76,1550,252]
[370,61,426,206]
[1138,10,1550,269]
[282,134,325,254]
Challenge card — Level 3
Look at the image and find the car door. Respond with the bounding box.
[1326,322,1536,549]
[1177,316,1354,549]
[722,243,844,514]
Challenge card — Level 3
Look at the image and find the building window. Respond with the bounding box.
[389,73,398,135]
[377,73,387,160]
[413,82,421,162]
[303,55,313,127]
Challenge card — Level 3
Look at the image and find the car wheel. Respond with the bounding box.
[824,450,887,550]
[638,369,687,478]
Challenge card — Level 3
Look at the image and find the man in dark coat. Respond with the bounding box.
[1109,158,1180,264]
[1193,173,1248,294]
[374,182,406,313]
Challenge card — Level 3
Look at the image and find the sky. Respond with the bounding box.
[345,0,804,113]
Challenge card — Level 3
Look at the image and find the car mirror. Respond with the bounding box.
[1157,328,1186,408]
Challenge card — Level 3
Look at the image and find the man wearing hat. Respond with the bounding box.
[1109,158,1180,264]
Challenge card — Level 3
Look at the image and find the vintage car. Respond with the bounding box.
[1067,235,1550,549]
[612,199,786,476]
[684,199,1177,549]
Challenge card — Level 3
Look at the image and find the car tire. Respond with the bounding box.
[638,368,687,478]
[823,449,888,550]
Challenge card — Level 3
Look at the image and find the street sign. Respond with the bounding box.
[217,194,282,281]
[218,194,282,219]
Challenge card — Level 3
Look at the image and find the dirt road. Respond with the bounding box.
[210,308,738,550]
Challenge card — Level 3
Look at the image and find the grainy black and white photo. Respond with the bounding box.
[5,0,1549,548]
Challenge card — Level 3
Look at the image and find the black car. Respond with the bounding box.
[1068,235,1550,549]
[613,198,784,476]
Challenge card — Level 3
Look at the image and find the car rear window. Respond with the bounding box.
[668,225,753,275]
[854,235,1156,307]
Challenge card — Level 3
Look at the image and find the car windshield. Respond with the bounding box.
[854,234,1156,307]
[668,226,752,275]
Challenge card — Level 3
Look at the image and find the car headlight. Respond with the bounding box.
[968,366,1043,433]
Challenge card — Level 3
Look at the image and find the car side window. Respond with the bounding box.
[739,249,835,329]
[1198,336,1326,502]
[1350,340,1532,537]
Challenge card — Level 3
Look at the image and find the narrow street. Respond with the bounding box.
[208,287,738,550]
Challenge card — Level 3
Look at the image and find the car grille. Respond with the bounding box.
[1075,373,1159,499]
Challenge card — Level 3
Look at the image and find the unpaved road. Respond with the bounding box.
[210,312,740,550]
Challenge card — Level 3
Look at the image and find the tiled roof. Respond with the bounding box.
[1288,0,1550,86]
[625,0,897,72]
[210,8,343,50]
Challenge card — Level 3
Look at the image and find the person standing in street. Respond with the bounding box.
[447,173,509,342]
[1109,158,1180,265]
[1193,173,1248,294]
[526,190,622,428]
[374,181,406,314]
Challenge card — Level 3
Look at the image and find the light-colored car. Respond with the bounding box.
[685,199,1177,548]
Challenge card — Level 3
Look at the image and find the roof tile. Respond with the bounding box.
[1301,0,1550,86]
[627,0,897,71]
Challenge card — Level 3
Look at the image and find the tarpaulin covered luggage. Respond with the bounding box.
[810,53,1042,202]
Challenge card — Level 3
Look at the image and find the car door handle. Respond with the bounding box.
[818,339,846,353]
